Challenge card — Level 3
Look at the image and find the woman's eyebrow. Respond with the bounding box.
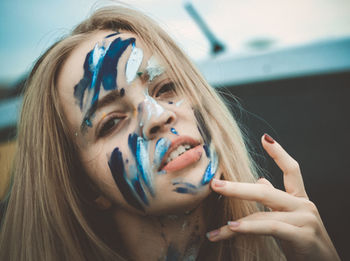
[79,89,122,134]
[95,89,122,113]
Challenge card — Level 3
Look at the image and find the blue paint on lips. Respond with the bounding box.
[108,147,145,210]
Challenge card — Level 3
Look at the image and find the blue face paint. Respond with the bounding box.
[74,36,135,131]
[128,133,154,196]
[168,101,173,104]
[153,138,171,171]
[175,99,184,107]
[105,32,120,38]
[125,42,143,84]
[173,187,197,195]
[120,88,125,97]
[193,108,211,145]
[108,147,145,210]
[169,109,218,194]
[170,128,179,135]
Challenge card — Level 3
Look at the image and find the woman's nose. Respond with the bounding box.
[141,102,176,140]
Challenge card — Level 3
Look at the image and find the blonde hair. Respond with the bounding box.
[0,5,285,261]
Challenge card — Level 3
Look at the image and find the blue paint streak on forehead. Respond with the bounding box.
[108,147,145,210]
[105,32,120,38]
[74,37,135,130]
[100,37,135,91]
[128,133,155,196]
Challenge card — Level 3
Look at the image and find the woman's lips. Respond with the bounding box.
[162,145,202,172]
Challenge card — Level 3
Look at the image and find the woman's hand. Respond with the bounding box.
[207,134,340,261]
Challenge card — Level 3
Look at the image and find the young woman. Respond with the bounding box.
[0,5,339,261]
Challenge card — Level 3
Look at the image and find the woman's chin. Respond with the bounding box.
[143,185,212,216]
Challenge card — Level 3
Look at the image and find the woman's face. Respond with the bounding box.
[58,30,218,214]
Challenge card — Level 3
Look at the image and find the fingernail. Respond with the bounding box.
[213,179,225,187]
[228,221,240,228]
[206,229,220,239]
[264,133,275,144]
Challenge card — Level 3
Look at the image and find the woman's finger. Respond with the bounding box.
[207,218,305,243]
[262,134,308,198]
[211,179,300,211]
[256,177,274,188]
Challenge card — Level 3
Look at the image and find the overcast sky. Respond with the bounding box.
[1,0,350,84]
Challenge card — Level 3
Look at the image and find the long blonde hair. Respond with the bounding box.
[0,5,285,260]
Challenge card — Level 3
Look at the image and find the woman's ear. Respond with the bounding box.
[94,195,112,210]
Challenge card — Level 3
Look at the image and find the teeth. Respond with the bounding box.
[165,144,192,164]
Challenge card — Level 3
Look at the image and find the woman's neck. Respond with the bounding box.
[112,203,208,261]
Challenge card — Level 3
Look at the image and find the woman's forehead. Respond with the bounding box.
[58,30,152,96]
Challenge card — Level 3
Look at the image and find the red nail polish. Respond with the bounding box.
[264,133,275,144]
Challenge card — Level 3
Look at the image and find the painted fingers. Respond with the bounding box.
[206,134,340,261]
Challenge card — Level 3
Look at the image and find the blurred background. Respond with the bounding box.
[1,0,349,259]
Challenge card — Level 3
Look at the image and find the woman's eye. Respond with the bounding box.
[155,82,176,98]
[98,117,122,137]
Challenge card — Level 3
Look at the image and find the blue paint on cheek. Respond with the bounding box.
[84,118,92,127]
[154,138,171,170]
[172,182,197,189]
[120,88,125,97]
[173,187,196,195]
[128,133,154,196]
[168,101,173,104]
[108,147,144,210]
[194,108,211,145]
[203,144,210,157]
[200,148,218,185]
[201,163,214,185]
[172,182,198,195]
[170,128,179,135]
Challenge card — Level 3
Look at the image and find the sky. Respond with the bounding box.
[1,0,350,85]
